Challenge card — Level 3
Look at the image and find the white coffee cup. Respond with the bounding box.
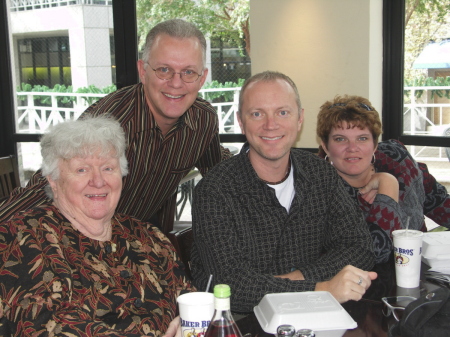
[392,229,424,288]
[177,292,214,336]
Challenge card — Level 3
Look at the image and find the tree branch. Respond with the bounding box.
[405,0,420,26]
[242,18,250,57]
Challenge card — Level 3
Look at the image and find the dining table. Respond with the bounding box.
[235,255,448,337]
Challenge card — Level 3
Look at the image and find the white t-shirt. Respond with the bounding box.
[268,163,295,212]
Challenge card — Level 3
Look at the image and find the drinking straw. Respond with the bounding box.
[205,274,213,292]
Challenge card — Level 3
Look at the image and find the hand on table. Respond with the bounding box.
[315,265,378,303]
[359,172,399,204]
[163,316,181,337]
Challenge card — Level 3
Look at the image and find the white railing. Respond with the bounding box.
[404,86,450,161]
[198,88,240,134]
[16,87,241,134]
[10,0,112,11]
[15,86,450,161]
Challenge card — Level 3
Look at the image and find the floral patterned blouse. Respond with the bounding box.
[0,204,193,336]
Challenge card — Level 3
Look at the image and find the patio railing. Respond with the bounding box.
[15,87,241,134]
[404,86,450,161]
[10,0,112,11]
[15,86,450,161]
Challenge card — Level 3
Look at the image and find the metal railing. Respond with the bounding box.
[10,0,112,11]
[15,87,241,134]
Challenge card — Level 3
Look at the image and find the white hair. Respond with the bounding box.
[40,115,128,182]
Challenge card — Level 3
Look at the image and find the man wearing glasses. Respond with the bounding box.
[0,19,230,234]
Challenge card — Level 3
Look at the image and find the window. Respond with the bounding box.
[18,37,71,87]
[3,0,117,182]
[383,0,450,149]
[210,37,251,84]
[383,0,450,225]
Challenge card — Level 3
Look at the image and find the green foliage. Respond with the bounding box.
[75,84,117,105]
[16,83,74,106]
[17,83,32,101]
[136,0,250,56]
[102,84,118,94]
[32,85,51,105]
[406,0,450,23]
[404,0,450,80]
[17,83,117,106]
[53,84,75,105]
[201,78,244,102]
[404,76,450,100]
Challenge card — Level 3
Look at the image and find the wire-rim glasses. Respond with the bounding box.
[147,64,203,83]
[381,296,417,321]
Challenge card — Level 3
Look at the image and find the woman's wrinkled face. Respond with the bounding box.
[48,154,122,226]
[322,122,376,181]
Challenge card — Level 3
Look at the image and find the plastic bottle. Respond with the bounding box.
[204,284,243,337]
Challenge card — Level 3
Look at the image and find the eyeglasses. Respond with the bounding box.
[147,64,203,83]
[328,102,373,111]
[381,296,417,321]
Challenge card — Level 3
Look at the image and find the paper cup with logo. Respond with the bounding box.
[177,292,214,337]
[392,229,423,288]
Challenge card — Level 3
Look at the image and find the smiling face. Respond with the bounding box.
[322,122,377,183]
[47,154,123,239]
[238,79,303,168]
[137,34,208,134]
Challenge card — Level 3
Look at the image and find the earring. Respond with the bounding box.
[324,155,333,166]
[371,153,376,164]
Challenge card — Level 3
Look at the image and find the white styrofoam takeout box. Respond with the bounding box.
[421,231,450,269]
[253,291,357,337]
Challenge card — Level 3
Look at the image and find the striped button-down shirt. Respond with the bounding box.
[0,83,230,233]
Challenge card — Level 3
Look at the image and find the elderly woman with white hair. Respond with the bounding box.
[0,115,191,336]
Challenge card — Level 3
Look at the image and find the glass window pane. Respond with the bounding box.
[135,3,250,136]
[404,2,450,139]
[8,1,115,185]
[403,2,450,192]
[405,145,450,230]
[16,142,42,185]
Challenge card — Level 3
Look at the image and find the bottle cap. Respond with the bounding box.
[295,329,315,337]
[213,284,231,298]
[277,325,296,337]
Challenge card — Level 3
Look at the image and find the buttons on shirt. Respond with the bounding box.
[120,270,131,278]
[134,298,143,308]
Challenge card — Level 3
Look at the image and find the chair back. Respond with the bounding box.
[0,155,20,199]
[167,226,193,280]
